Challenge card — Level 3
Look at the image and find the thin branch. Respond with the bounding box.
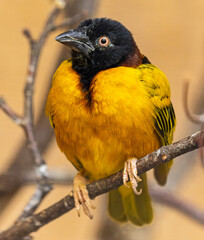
[183,81,204,166]
[51,11,87,31]
[0,0,98,216]
[0,129,203,240]
[183,81,204,123]
[0,5,86,221]
[0,169,73,196]
[0,98,23,125]
[150,187,204,226]
[22,29,35,48]
[16,6,62,221]
[17,185,51,222]
[16,6,87,220]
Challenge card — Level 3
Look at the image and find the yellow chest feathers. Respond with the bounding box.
[46,60,168,179]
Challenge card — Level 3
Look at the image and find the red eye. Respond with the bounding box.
[99,36,110,46]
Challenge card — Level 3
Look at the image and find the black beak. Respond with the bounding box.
[55,30,95,58]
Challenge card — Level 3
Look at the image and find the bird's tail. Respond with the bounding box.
[154,160,173,186]
[108,173,153,225]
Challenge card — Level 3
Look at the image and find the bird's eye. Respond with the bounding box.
[98,36,110,47]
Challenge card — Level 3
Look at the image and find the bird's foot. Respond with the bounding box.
[73,172,95,219]
[123,158,142,195]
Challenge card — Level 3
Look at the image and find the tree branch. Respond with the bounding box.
[0,98,23,125]
[0,1,97,215]
[183,81,204,166]
[12,6,62,222]
[0,4,87,222]
[183,81,204,123]
[149,187,204,226]
[23,170,204,226]
[0,129,203,240]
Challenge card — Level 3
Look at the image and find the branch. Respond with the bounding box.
[150,187,204,225]
[0,98,23,125]
[0,130,203,240]
[5,168,204,226]
[0,0,98,216]
[183,81,204,166]
[0,4,86,221]
[25,169,74,185]
[183,81,204,123]
[3,169,204,230]
[51,12,87,31]
[14,6,63,221]
[24,170,204,226]
[0,169,73,196]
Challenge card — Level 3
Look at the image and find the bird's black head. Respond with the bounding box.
[56,18,142,91]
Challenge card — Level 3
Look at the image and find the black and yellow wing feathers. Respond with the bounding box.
[138,63,176,185]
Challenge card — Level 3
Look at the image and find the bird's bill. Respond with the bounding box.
[55,30,95,58]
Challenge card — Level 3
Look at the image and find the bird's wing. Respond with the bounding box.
[138,63,176,144]
[154,102,176,146]
[138,63,176,185]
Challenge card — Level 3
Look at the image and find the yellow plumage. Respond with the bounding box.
[46,59,175,224]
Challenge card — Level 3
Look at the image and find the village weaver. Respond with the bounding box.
[46,18,176,225]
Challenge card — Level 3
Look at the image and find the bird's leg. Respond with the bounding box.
[73,171,95,219]
[123,158,142,195]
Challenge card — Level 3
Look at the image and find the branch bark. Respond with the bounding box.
[0,129,203,240]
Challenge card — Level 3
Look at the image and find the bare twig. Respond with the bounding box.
[16,6,87,220]
[0,130,203,240]
[150,187,204,226]
[0,98,23,125]
[0,5,86,221]
[15,6,62,221]
[183,81,204,166]
[0,1,98,216]
[0,169,73,195]
[51,12,87,31]
[183,81,204,123]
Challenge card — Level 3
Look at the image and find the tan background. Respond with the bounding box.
[0,0,204,239]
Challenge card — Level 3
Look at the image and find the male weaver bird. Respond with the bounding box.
[46,18,176,225]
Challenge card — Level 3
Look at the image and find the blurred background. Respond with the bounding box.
[0,0,204,239]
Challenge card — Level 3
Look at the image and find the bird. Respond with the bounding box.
[46,18,176,225]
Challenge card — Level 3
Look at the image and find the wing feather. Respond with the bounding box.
[138,63,176,185]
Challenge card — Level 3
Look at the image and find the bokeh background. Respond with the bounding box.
[0,0,204,239]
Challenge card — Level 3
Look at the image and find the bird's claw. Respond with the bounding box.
[123,158,142,195]
[73,173,95,219]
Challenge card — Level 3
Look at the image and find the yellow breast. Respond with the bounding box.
[46,60,167,180]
